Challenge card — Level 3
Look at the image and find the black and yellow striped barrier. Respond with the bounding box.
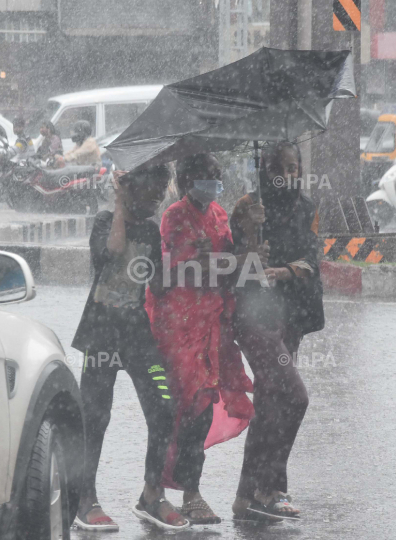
[321,234,396,263]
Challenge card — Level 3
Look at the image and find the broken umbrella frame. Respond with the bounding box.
[107,46,357,243]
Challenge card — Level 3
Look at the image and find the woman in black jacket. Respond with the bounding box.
[230,141,324,522]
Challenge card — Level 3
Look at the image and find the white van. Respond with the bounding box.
[28,85,163,153]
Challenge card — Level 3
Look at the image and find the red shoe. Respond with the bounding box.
[74,502,119,531]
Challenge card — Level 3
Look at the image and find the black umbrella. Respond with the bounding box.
[107,46,356,174]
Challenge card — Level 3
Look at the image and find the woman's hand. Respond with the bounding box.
[106,170,129,256]
[248,202,265,224]
[194,237,213,254]
[265,268,277,287]
[113,170,128,191]
[265,266,293,286]
[257,240,270,267]
[237,202,265,245]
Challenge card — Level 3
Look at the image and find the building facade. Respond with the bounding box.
[0,0,219,117]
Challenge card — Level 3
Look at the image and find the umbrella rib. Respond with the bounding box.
[171,87,268,111]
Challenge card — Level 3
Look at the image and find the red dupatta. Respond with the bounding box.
[145,196,254,488]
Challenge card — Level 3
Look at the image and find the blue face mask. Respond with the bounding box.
[189,180,224,205]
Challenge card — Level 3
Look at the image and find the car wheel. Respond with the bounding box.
[21,420,70,540]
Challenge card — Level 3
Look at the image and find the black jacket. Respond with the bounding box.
[231,192,324,336]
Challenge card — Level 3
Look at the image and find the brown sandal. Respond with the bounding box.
[180,498,221,525]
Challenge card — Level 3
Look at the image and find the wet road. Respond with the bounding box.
[2,288,396,540]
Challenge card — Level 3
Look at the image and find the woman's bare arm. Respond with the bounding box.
[106,172,128,256]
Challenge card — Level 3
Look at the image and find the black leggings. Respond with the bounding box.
[173,404,214,492]
[234,309,309,499]
[79,313,175,498]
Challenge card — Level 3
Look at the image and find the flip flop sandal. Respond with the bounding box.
[180,498,222,525]
[73,502,120,531]
[132,494,190,531]
[233,502,274,524]
[243,494,301,522]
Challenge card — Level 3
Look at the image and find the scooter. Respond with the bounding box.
[0,147,107,215]
[366,164,396,228]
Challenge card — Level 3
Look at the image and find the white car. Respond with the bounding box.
[366,163,396,227]
[0,252,84,540]
[28,85,163,153]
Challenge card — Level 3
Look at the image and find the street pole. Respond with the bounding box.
[297,0,313,198]
[270,0,362,229]
[270,0,298,49]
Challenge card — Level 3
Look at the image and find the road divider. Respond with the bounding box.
[0,215,95,244]
[320,260,396,298]
[321,234,396,263]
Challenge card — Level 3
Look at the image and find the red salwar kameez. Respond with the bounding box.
[146,196,254,488]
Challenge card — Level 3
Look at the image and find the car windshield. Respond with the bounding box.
[26,101,61,138]
[365,122,396,153]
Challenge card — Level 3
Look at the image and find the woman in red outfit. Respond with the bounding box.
[146,154,257,525]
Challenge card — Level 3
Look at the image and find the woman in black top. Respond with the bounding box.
[230,141,324,521]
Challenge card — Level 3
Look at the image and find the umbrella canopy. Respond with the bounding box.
[107,47,356,172]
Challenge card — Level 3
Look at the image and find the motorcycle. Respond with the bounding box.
[0,140,107,215]
[366,164,396,228]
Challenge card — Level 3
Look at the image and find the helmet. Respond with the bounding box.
[13,117,26,129]
[71,120,92,143]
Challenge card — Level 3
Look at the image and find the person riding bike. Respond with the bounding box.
[58,120,101,168]
[6,117,35,162]
[36,120,63,161]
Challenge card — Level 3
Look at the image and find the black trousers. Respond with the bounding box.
[79,310,175,497]
[173,404,214,492]
[234,291,309,499]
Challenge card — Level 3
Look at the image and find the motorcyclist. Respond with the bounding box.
[56,120,101,168]
[36,120,63,161]
[7,117,35,162]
